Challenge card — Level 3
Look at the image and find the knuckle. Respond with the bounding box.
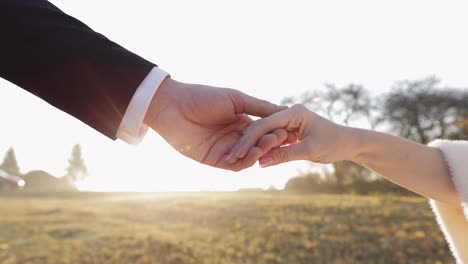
[274,129,287,140]
[291,104,308,114]
[241,148,262,168]
[246,158,257,168]
[251,147,262,157]
[259,134,274,147]
[256,138,268,150]
[287,132,297,142]
[226,88,241,98]
[277,149,290,163]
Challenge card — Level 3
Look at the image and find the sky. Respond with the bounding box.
[1,0,467,192]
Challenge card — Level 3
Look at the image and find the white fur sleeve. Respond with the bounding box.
[428,139,468,264]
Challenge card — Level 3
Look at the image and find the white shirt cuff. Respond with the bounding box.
[116,66,170,144]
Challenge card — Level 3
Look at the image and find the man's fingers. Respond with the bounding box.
[224,129,288,170]
[259,142,309,167]
[283,132,299,145]
[239,146,264,169]
[234,90,287,118]
[228,109,295,162]
[256,129,288,153]
[227,146,263,172]
[233,113,254,131]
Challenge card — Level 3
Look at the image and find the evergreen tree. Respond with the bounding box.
[0,147,21,175]
[65,144,88,182]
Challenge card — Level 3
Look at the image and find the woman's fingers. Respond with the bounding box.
[228,129,288,170]
[231,146,263,171]
[226,109,295,163]
[284,131,299,145]
[259,142,310,167]
[256,129,287,152]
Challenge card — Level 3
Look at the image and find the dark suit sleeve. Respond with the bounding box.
[0,0,156,139]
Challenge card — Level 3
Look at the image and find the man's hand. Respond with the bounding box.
[144,78,288,171]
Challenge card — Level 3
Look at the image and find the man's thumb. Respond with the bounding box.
[236,91,287,117]
[259,143,308,167]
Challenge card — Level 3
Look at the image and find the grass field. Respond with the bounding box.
[0,192,453,264]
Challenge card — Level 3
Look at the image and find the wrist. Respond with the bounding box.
[341,126,370,163]
[143,76,179,133]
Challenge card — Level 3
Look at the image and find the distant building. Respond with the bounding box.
[0,169,25,190]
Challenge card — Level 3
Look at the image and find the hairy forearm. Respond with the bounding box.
[347,127,459,206]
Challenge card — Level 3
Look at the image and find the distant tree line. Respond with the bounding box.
[282,76,468,194]
[0,144,87,191]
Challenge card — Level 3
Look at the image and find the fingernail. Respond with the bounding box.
[259,158,274,168]
[224,153,233,162]
[225,154,238,164]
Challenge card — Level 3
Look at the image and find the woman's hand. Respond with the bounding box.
[227,104,459,206]
[226,104,359,167]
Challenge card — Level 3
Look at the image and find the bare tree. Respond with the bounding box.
[283,76,468,193]
[282,83,375,186]
[382,77,468,144]
[282,83,378,128]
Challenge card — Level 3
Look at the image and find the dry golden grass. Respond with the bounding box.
[0,192,453,264]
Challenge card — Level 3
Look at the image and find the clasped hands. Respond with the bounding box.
[144,78,358,171]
